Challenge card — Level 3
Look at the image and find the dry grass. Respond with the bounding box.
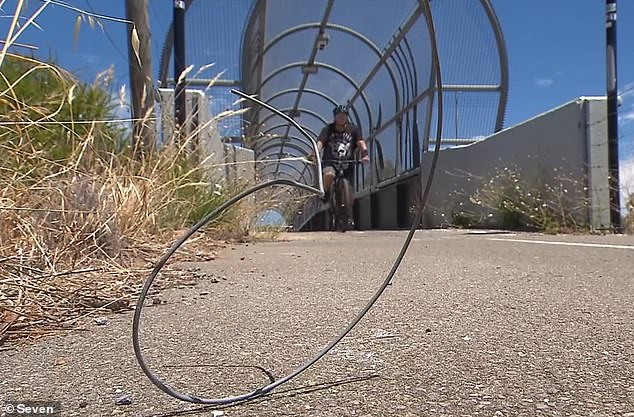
[0,51,251,344]
[0,1,308,343]
[624,194,634,234]
[463,166,590,233]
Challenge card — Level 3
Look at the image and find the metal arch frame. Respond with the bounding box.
[258,143,315,186]
[259,164,309,181]
[261,21,403,174]
[258,161,313,184]
[258,169,304,180]
[368,0,436,182]
[159,0,509,133]
[260,165,307,179]
[263,88,363,130]
[255,136,314,156]
[239,0,264,83]
[402,36,420,102]
[259,159,307,174]
[257,107,329,130]
[256,143,307,158]
[156,0,509,200]
[257,142,311,156]
[347,3,423,108]
[257,134,365,193]
[266,88,337,106]
[281,0,335,146]
[257,153,315,185]
[481,0,509,132]
[392,38,420,172]
[256,172,310,195]
[259,61,372,175]
[401,36,422,169]
[257,150,307,161]
[257,154,319,192]
[392,45,411,172]
[361,33,428,180]
[341,2,423,180]
[260,123,320,141]
[232,88,325,194]
[262,22,401,110]
[254,132,316,160]
[259,62,374,131]
[255,107,326,164]
[254,136,315,184]
[390,45,412,114]
[369,86,434,141]
[389,43,416,176]
[257,143,315,180]
[258,159,314,186]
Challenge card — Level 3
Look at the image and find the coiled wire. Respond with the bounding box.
[132,0,444,406]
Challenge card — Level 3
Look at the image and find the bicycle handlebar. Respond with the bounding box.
[306,158,367,166]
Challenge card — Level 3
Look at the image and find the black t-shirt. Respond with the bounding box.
[317,123,362,162]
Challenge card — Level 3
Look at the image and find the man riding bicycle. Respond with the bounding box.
[309,105,369,229]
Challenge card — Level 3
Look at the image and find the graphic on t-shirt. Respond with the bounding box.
[319,124,360,163]
[328,131,353,160]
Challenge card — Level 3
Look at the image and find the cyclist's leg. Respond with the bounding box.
[343,167,355,208]
[323,165,335,193]
[341,168,355,228]
[330,176,339,230]
[321,163,335,202]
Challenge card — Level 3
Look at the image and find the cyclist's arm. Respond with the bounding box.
[357,138,368,156]
[355,127,369,159]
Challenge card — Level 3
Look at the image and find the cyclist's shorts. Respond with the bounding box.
[323,162,354,182]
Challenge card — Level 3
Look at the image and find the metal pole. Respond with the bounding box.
[125,0,155,157]
[454,92,459,139]
[173,0,187,141]
[606,0,621,231]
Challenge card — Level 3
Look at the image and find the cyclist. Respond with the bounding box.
[310,104,369,202]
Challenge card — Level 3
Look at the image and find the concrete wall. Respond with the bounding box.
[223,144,255,186]
[421,97,609,229]
[296,97,610,232]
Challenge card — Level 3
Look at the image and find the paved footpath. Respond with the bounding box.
[1,230,633,417]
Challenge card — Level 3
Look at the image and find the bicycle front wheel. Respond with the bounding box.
[335,178,354,232]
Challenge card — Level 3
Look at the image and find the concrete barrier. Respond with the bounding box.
[422,97,609,230]
[223,144,255,186]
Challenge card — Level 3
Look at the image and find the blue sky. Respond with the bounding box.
[492,1,634,140]
[5,0,634,164]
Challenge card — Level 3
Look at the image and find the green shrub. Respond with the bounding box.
[0,54,123,163]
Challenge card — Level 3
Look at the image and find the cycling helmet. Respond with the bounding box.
[333,104,348,115]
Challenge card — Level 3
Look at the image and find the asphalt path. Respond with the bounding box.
[1,230,633,417]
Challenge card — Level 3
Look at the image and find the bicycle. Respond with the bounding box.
[326,159,362,233]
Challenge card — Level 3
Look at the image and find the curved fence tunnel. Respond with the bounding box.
[159,0,508,230]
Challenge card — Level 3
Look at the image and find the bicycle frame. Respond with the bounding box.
[326,159,362,232]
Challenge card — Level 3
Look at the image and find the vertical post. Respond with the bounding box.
[606,0,621,231]
[174,0,187,141]
[454,92,459,139]
[125,0,155,157]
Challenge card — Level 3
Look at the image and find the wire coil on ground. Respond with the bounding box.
[132,0,444,406]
